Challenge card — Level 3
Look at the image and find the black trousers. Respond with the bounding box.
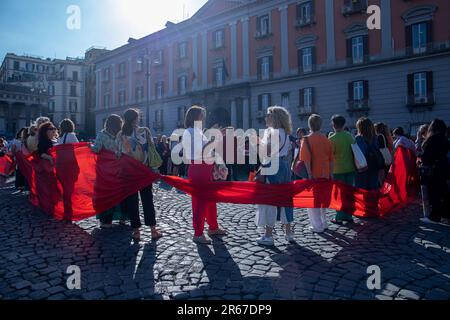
[121,184,156,229]
[427,177,448,222]
[15,168,26,189]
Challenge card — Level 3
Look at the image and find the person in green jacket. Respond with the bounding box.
[328,115,356,224]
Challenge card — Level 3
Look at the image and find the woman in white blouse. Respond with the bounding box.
[182,106,227,244]
[57,119,79,145]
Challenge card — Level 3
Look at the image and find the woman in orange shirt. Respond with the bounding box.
[300,114,333,233]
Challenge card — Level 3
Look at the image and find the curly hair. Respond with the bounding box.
[267,106,293,135]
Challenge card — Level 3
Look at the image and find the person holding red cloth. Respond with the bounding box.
[182,106,227,244]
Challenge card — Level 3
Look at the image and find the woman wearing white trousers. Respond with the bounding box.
[299,114,334,233]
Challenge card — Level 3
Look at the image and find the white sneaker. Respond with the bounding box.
[257,235,274,246]
[420,217,438,224]
[309,226,324,233]
[285,231,295,243]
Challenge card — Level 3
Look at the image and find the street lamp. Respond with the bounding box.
[138,49,152,129]
[30,81,48,119]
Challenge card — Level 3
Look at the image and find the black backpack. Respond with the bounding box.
[367,142,385,170]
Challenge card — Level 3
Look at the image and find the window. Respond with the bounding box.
[48,101,55,113]
[154,110,163,130]
[26,63,34,72]
[48,84,55,96]
[258,56,272,80]
[259,15,270,36]
[214,30,224,49]
[299,87,314,114]
[118,63,126,77]
[156,81,164,99]
[118,90,126,106]
[179,42,187,59]
[153,50,163,65]
[70,114,77,125]
[412,22,428,54]
[178,76,187,95]
[13,61,20,70]
[103,93,110,108]
[135,86,144,102]
[348,80,369,109]
[215,67,224,86]
[103,68,110,82]
[352,36,364,64]
[136,57,144,72]
[353,81,364,101]
[261,57,270,80]
[296,1,313,26]
[302,47,313,73]
[72,71,78,81]
[37,65,45,73]
[281,93,290,108]
[407,72,434,106]
[258,93,271,112]
[69,100,78,113]
[70,85,77,97]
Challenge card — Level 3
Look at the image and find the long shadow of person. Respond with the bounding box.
[55,145,80,222]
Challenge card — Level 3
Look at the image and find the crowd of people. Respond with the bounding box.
[0,105,449,246]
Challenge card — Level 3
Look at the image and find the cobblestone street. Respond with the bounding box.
[1,178,449,300]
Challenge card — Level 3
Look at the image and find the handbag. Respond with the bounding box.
[291,137,311,178]
[148,141,163,169]
[351,143,368,172]
[378,135,393,167]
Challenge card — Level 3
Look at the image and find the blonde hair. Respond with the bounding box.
[308,114,323,132]
[267,106,293,135]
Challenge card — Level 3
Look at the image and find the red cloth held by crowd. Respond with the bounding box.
[0,154,15,177]
[13,143,418,221]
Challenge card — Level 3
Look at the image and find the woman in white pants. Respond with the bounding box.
[299,114,334,233]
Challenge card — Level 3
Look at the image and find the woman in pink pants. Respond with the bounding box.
[182,106,227,244]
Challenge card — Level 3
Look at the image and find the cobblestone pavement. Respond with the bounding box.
[1,178,450,300]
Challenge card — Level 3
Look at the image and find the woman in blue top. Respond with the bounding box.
[355,118,382,190]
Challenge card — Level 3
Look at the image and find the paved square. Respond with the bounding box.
[0,179,449,300]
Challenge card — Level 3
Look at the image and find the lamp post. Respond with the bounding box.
[30,80,48,119]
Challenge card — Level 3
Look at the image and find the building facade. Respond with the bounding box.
[94,0,450,136]
[0,83,49,137]
[0,53,86,134]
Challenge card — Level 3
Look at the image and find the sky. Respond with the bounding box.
[0,0,208,60]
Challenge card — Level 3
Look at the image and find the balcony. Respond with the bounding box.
[295,15,315,29]
[347,99,370,116]
[254,30,273,40]
[342,0,368,16]
[406,94,435,111]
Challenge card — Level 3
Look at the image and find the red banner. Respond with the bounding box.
[14,143,418,221]
[0,154,15,177]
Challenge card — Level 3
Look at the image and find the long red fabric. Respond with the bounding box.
[13,143,418,221]
[0,154,15,177]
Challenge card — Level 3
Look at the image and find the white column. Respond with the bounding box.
[241,17,250,81]
[95,69,101,111]
[192,34,199,90]
[242,98,249,130]
[168,44,174,96]
[201,31,208,88]
[128,58,133,104]
[230,99,237,128]
[279,5,289,75]
[111,64,116,108]
[230,21,238,82]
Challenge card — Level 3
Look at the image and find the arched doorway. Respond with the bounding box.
[207,107,230,128]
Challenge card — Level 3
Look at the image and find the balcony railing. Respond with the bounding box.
[295,15,315,28]
[153,121,164,131]
[406,94,435,110]
[254,30,272,40]
[342,0,368,16]
[347,99,370,115]
[297,105,314,119]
